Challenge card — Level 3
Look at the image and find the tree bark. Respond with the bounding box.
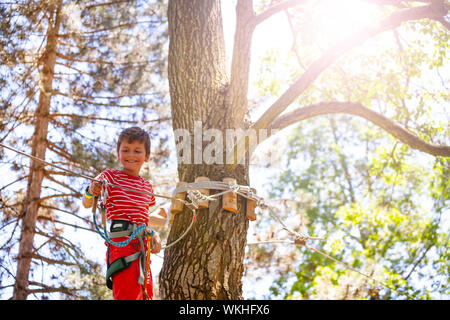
[13,1,62,300]
[160,0,250,300]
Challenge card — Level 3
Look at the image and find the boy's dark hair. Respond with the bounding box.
[117,127,151,156]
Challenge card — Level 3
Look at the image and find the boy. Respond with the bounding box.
[82,126,161,300]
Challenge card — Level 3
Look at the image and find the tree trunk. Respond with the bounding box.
[160,0,251,299]
[160,165,250,300]
[13,2,62,300]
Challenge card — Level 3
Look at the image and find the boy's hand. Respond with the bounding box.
[150,231,162,254]
[89,181,102,197]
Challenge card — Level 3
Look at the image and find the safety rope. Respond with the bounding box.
[173,180,260,203]
[93,211,147,247]
[0,142,196,250]
[0,142,186,204]
[247,202,414,298]
[161,209,196,250]
[91,197,147,247]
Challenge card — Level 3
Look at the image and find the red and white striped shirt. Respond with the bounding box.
[96,169,156,226]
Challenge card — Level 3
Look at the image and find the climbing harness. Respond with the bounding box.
[92,188,155,294]
[91,178,199,294]
[143,231,153,300]
[103,219,150,292]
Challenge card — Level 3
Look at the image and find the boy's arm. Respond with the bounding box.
[81,187,94,208]
[81,181,102,208]
[150,231,161,254]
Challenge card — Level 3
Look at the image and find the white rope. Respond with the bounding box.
[172,181,229,195]
[161,209,197,250]
[173,180,262,203]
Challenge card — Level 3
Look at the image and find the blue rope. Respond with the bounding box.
[92,210,147,247]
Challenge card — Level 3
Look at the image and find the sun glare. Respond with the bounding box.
[312,0,379,43]
[248,0,383,61]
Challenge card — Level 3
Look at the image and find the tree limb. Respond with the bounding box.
[435,16,450,30]
[83,0,134,10]
[52,90,148,108]
[252,3,448,132]
[39,205,94,227]
[253,0,308,26]
[38,193,78,203]
[362,0,434,6]
[360,0,407,8]
[43,170,80,195]
[49,112,171,124]
[225,0,256,124]
[28,281,78,296]
[31,253,76,266]
[227,3,448,164]
[404,242,434,281]
[36,215,96,233]
[268,101,450,157]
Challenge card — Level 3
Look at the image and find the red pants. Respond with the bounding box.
[106,237,153,300]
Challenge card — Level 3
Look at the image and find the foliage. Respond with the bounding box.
[244,0,449,299]
[263,118,448,299]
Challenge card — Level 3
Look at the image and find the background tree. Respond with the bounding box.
[248,118,448,299]
[244,0,449,299]
[0,0,170,299]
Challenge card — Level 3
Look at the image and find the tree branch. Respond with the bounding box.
[285,8,306,70]
[362,0,434,6]
[253,0,308,26]
[225,0,256,124]
[36,215,96,233]
[226,2,448,164]
[39,205,94,227]
[49,112,171,124]
[268,101,450,157]
[43,170,80,195]
[38,193,78,203]
[52,90,148,108]
[360,0,407,8]
[56,52,154,67]
[435,16,450,30]
[28,281,78,296]
[404,242,434,281]
[252,3,448,132]
[84,0,134,10]
[31,253,76,266]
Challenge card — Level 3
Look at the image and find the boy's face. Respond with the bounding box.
[117,139,150,176]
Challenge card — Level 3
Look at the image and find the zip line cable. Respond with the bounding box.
[247,204,413,298]
[0,142,194,250]
[0,142,409,297]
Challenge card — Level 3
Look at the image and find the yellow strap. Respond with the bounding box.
[143,235,152,300]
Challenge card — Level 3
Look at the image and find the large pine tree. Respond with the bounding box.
[0,0,169,299]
